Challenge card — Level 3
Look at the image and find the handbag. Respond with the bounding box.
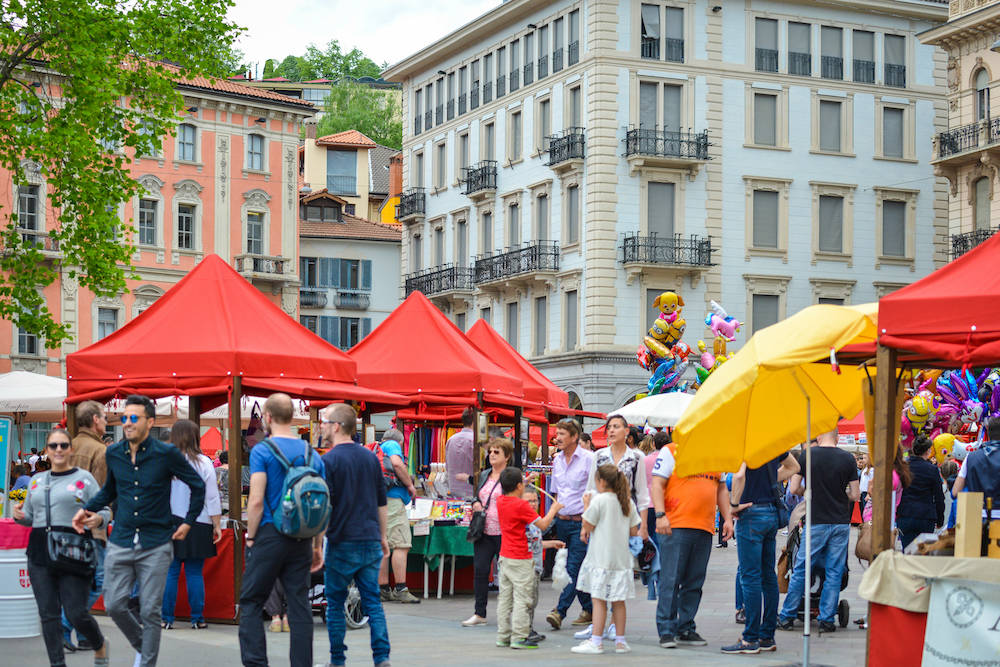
[45,477,97,577]
[855,521,874,563]
[466,478,501,543]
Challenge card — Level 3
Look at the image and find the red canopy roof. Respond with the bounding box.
[349,291,524,399]
[466,319,568,408]
[66,254,407,409]
[879,231,1000,367]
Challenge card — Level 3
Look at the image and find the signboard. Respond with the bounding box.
[922,577,1000,666]
[0,416,13,516]
[838,433,857,447]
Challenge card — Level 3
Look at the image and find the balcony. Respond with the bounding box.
[234,253,291,283]
[483,81,493,104]
[326,174,357,196]
[523,63,533,86]
[546,127,585,175]
[538,55,548,79]
[435,104,443,125]
[414,115,422,135]
[458,93,467,116]
[335,290,371,310]
[497,75,506,98]
[404,265,475,297]
[15,229,61,258]
[299,288,328,309]
[951,228,997,260]
[396,188,426,222]
[789,52,811,76]
[623,128,710,177]
[510,69,520,92]
[568,41,579,65]
[474,242,559,287]
[853,59,875,84]
[665,38,684,63]
[621,233,713,286]
[424,110,432,130]
[821,55,843,80]
[447,100,454,121]
[641,37,659,59]
[461,160,497,201]
[885,63,906,88]
[755,48,778,72]
[553,48,564,72]
[470,87,480,110]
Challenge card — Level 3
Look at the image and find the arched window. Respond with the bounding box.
[975,176,991,231]
[976,69,990,121]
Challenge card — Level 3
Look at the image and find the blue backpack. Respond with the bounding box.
[262,438,331,539]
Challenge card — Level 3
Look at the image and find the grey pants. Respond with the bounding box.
[104,541,173,666]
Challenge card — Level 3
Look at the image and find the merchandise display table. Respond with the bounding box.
[410,524,474,599]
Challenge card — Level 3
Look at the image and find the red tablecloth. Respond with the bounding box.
[868,602,927,667]
[0,518,30,549]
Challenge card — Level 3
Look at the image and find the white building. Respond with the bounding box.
[385,0,949,414]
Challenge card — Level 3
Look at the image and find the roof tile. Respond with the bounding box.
[315,129,377,148]
[300,214,401,242]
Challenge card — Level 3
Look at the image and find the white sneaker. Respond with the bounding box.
[461,614,487,627]
[604,623,617,639]
[615,640,632,654]
[571,639,604,655]
[574,624,594,639]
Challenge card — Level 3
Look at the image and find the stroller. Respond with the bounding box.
[310,569,369,629]
[784,520,850,628]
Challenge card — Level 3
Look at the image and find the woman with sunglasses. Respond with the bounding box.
[462,437,513,627]
[14,428,111,667]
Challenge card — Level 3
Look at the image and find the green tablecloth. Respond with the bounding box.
[410,524,474,570]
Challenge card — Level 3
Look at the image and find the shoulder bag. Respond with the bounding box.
[466,477,501,543]
[45,476,97,577]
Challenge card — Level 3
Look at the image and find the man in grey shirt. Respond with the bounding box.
[446,407,476,498]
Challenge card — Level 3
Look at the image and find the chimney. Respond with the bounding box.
[389,153,402,199]
[302,119,319,190]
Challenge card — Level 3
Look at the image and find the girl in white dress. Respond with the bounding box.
[572,464,641,655]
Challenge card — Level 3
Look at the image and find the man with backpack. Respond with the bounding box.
[373,428,420,604]
[239,393,328,667]
[320,403,391,667]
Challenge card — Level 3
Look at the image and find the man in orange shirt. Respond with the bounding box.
[651,441,733,649]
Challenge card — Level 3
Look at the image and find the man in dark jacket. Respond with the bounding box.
[896,436,945,549]
[954,417,1000,513]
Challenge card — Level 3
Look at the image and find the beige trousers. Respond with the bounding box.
[496,556,537,643]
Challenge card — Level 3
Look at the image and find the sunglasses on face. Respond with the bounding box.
[47,441,71,450]
[121,414,144,424]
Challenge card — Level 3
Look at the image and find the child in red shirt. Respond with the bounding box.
[495,467,561,649]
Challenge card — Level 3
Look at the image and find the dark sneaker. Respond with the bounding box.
[818,621,837,633]
[546,609,563,630]
[677,630,708,646]
[63,638,78,653]
[776,618,795,631]
[77,638,96,651]
[721,639,760,654]
[511,638,540,650]
[735,608,746,624]
[759,638,777,652]
[659,635,677,648]
[527,629,546,642]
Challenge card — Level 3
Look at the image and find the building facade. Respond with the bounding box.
[0,74,315,376]
[385,0,950,414]
[921,0,1000,259]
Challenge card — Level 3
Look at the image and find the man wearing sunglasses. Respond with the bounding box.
[74,394,205,667]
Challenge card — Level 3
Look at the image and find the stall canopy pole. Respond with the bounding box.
[66,406,77,439]
[189,396,201,430]
[228,376,244,617]
[513,406,523,468]
[872,344,898,555]
[541,417,550,465]
[473,391,484,494]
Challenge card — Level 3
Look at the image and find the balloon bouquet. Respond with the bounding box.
[636,293,742,397]
[899,368,1000,459]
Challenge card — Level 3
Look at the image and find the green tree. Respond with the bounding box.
[274,55,314,81]
[261,59,277,79]
[316,81,402,150]
[0,0,241,344]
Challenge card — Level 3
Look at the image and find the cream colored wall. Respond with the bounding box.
[302,141,370,212]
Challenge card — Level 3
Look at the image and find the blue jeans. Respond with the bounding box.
[897,516,936,550]
[656,528,712,637]
[779,523,850,625]
[736,505,780,643]
[161,557,206,623]
[63,540,106,640]
[554,518,592,617]
[325,540,390,666]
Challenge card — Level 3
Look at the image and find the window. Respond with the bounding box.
[821,27,842,80]
[510,40,520,91]
[458,132,470,173]
[553,17,564,72]
[819,100,841,152]
[882,107,904,159]
[138,199,157,246]
[414,90,423,134]
[639,81,681,131]
[17,327,37,356]
[246,211,264,255]
[456,312,467,331]
[976,69,990,122]
[178,124,196,161]
[301,203,342,222]
[447,72,455,120]
[506,301,519,349]
[534,296,547,356]
[975,177,991,231]
[853,30,875,83]
[818,297,844,306]
[523,34,533,85]
[818,195,843,253]
[414,151,424,188]
[507,202,520,246]
[535,194,549,241]
[458,66,467,114]
[470,61,480,109]
[565,290,578,350]
[483,122,495,161]
[177,204,195,250]
[641,4,661,59]
[437,76,445,122]
[753,93,777,146]
[481,307,492,326]
[538,26,549,78]
[788,22,811,76]
[339,259,372,290]
[481,211,493,252]
[752,294,779,334]
[247,134,264,170]
[300,315,318,333]
[664,7,683,62]
[568,86,582,128]
[339,317,371,350]
[327,149,357,195]
[755,18,778,72]
[538,98,551,152]
[435,142,447,189]
[300,257,318,287]
[318,316,338,346]
[344,203,355,216]
[434,226,444,266]
[647,182,675,237]
[17,184,39,232]
[566,185,580,245]
[97,308,118,341]
[884,35,906,88]
[412,233,422,271]
[456,219,468,266]
[497,47,506,98]
[509,111,522,162]
[752,190,778,248]
[568,9,580,65]
[882,200,906,257]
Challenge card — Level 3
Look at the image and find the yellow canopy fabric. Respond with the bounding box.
[673,303,878,476]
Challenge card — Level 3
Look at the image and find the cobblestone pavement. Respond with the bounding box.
[2,530,871,665]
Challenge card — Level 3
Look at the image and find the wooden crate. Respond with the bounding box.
[955,492,984,558]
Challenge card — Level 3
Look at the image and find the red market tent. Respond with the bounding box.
[879,231,1000,367]
[466,318,568,408]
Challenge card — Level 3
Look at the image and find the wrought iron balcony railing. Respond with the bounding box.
[462,160,498,196]
[789,51,811,76]
[853,59,875,83]
[497,75,506,97]
[447,100,454,121]
[234,253,289,277]
[624,128,710,161]
[326,174,357,196]
[458,93,467,116]
[335,290,371,310]
[885,64,906,88]
[15,229,60,254]
[299,289,328,308]
[938,122,983,159]
[568,41,579,65]
[424,110,432,129]
[951,228,997,260]
[470,87,480,110]
[483,81,493,104]
[821,55,843,80]
[621,233,713,267]
[509,69,520,91]
[665,38,684,63]
[538,55,548,79]
[396,188,426,219]
[435,104,443,125]
[473,242,559,284]
[546,127,585,166]
[553,48,564,72]
[755,48,778,72]
[414,115,422,135]
[523,63,533,86]
[404,265,475,296]
[641,37,659,59]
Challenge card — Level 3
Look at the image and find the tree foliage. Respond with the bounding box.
[269,40,384,82]
[0,0,241,344]
[315,81,402,150]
